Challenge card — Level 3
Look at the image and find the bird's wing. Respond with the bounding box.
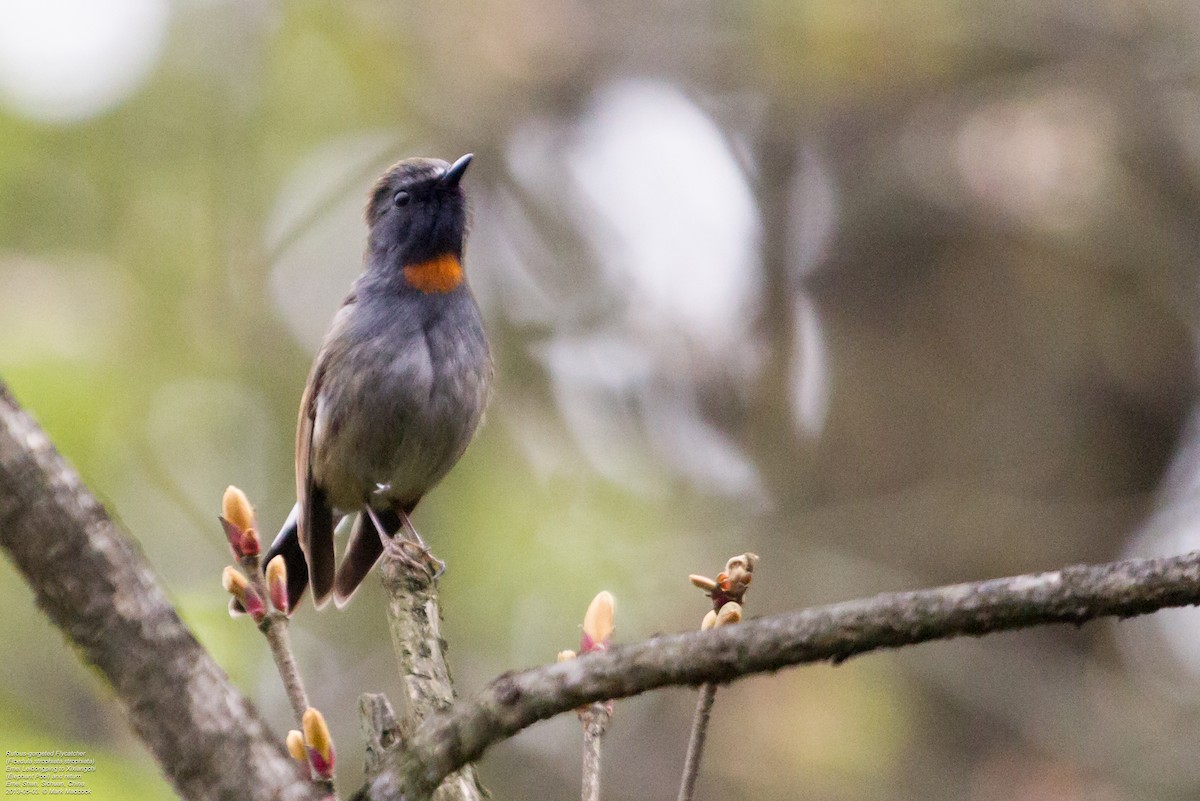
[296,294,358,609]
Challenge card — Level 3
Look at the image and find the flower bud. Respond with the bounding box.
[581,591,615,653]
[302,707,335,779]
[222,486,256,534]
[266,555,289,614]
[222,565,248,598]
[222,567,265,622]
[240,527,261,557]
[286,730,306,762]
[714,601,742,627]
[557,650,576,663]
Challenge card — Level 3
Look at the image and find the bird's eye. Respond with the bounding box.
[393,191,410,207]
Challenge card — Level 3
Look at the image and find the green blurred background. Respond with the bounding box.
[4,1,1200,799]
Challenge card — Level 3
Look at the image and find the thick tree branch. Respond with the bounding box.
[0,382,321,801]
[360,549,1200,800]
[378,541,485,801]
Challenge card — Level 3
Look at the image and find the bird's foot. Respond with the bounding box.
[387,537,445,579]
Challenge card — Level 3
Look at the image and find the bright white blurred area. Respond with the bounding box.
[0,0,169,123]
[565,79,762,355]
[502,79,769,498]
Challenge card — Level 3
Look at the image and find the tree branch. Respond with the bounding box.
[359,549,1200,800]
[0,382,321,801]
[378,539,485,801]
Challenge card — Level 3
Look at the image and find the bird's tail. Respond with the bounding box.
[333,506,403,607]
[263,504,310,612]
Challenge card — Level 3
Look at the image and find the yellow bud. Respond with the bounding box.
[266,555,288,612]
[557,650,577,663]
[700,609,718,630]
[221,486,256,535]
[302,707,334,766]
[582,591,615,652]
[714,602,742,627]
[221,566,248,600]
[286,730,305,762]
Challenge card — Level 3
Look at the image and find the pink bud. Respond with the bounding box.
[219,517,245,559]
[243,587,266,623]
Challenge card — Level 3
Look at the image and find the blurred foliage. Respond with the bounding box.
[3,1,1200,800]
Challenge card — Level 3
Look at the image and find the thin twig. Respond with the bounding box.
[241,553,311,725]
[677,556,751,801]
[677,684,716,801]
[357,549,1200,801]
[580,703,610,801]
[578,700,609,801]
[240,555,334,794]
[260,614,310,724]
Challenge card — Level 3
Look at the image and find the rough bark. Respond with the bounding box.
[378,543,485,801]
[0,382,321,801]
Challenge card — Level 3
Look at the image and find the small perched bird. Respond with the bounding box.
[265,154,492,609]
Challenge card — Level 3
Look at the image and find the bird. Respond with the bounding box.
[264,153,493,610]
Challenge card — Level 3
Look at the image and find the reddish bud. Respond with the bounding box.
[240,527,261,557]
[303,708,335,779]
[219,517,246,559]
[242,587,266,622]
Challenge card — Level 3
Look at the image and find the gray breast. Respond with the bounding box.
[312,288,492,511]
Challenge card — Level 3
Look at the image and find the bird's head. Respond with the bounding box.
[365,153,473,292]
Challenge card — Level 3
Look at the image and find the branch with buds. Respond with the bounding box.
[558,591,616,801]
[219,486,335,793]
[679,554,756,801]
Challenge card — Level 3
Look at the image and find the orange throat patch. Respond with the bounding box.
[402,254,463,293]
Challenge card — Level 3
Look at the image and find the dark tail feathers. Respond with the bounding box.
[263,504,310,612]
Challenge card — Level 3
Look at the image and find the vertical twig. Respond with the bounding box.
[241,553,312,727]
[260,614,310,724]
[220,488,335,795]
[677,684,717,801]
[677,554,756,801]
[580,703,611,801]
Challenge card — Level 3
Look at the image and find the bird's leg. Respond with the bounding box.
[366,496,444,578]
[361,503,424,575]
[364,504,393,549]
[398,509,445,579]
